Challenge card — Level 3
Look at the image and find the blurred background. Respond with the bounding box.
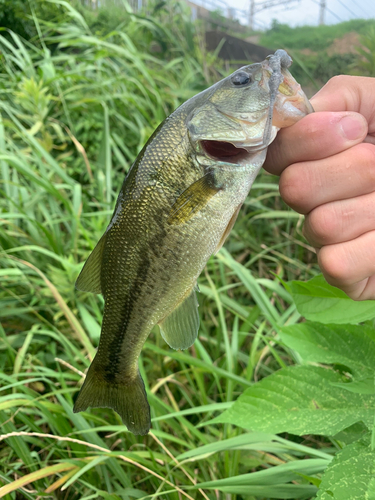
[79,0,375,96]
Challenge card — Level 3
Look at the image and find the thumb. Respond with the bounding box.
[311,75,375,137]
[263,75,374,175]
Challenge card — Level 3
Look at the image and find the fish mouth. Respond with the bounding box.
[200,139,259,164]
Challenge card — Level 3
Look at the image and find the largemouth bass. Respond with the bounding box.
[74,50,312,435]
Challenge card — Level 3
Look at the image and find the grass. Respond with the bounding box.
[0,1,332,499]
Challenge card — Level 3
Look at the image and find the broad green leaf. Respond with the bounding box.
[280,321,375,377]
[317,437,375,499]
[332,377,375,394]
[288,274,375,324]
[334,423,369,446]
[214,366,375,435]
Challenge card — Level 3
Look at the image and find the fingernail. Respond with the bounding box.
[339,114,366,141]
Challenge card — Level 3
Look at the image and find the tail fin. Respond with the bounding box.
[73,363,151,436]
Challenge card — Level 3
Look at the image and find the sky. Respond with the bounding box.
[199,0,375,30]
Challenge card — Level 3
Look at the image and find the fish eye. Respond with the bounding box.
[231,71,251,86]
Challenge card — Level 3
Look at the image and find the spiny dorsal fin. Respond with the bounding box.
[214,203,242,255]
[159,288,200,350]
[168,172,220,225]
[75,235,106,294]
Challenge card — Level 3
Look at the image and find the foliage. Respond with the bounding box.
[260,18,375,52]
[260,18,375,89]
[354,26,375,76]
[0,1,374,499]
[215,276,375,497]
[0,0,68,42]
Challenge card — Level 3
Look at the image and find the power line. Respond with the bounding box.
[336,0,360,18]
[311,0,343,23]
[350,0,372,17]
[249,0,300,29]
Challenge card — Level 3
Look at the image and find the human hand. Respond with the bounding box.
[264,76,375,300]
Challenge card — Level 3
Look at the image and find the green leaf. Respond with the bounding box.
[332,377,375,395]
[317,437,375,499]
[195,458,328,488]
[214,366,375,435]
[199,484,317,498]
[288,274,375,324]
[333,423,369,446]
[280,321,375,377]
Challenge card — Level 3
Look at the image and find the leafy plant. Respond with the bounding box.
[213,276,375,497]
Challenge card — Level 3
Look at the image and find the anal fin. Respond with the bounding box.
[159,289,200,350]
[75,234,106,294]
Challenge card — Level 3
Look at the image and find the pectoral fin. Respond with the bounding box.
[159,289,200,350]
[75,235,106,294]
[168,172,220,225]
[214,203,242,254]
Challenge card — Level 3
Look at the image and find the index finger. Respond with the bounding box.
[311,75,375,125]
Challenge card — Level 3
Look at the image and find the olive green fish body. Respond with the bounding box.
[74,51,313,435]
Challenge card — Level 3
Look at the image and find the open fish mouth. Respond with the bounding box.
[201,140,248,161]
[200,135,275,165]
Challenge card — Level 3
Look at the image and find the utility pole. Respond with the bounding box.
[249,0,300,31]
[249,0,255,29]
[319,0,326,24]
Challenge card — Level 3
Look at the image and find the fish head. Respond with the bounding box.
[187,49,313,166]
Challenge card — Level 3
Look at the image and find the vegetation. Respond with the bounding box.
[260,18,374,52]
[260,18,375,88]
[0,1,375,499]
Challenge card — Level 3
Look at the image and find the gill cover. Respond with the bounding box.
[186,49,312,153]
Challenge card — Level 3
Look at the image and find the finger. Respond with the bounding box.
[279,143,375,214]
[317,230,375,300]
[264,111,368,175]
[311,75,375,146]
[311,75,375,128]
[303,191,375,248]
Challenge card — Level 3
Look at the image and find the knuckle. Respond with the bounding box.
[361,144,375,181]
[350,143,375,186]
[324,75,353,92]
[279,164,309,213]
[318,246,348,285]
[328,75,349,86]
[305,205,338,244]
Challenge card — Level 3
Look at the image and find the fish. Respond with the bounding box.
[73,50,313,435]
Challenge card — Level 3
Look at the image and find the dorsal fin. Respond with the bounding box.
[158,288,200,350]
[75,235,106,294]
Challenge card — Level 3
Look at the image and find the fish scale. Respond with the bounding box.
[73,50,313,435]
